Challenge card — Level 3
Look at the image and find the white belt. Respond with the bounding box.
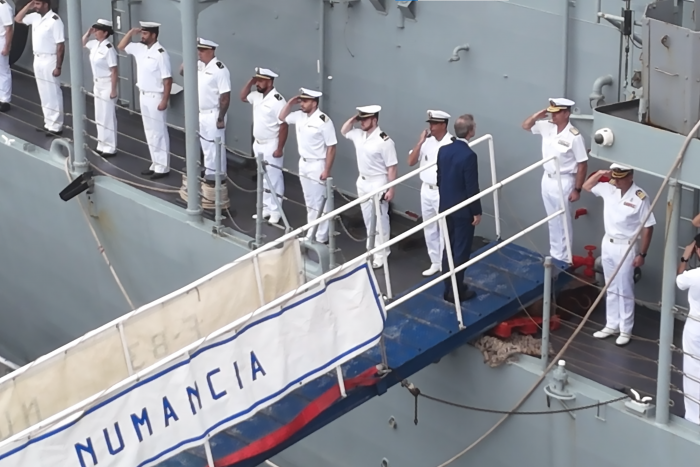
[199,108,219,115]
[300,157,324,163]
[94,76,111,82]
[34,52,56,57]
[140,90,163,96]
[423,182,438,190]
[254,137,277,145]
[359,174,387,181]
[606,236,633,245]
[546,172,575,178]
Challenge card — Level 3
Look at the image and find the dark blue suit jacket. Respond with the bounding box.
[436,139,482,219]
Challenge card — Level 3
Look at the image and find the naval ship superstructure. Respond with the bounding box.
[0,0,699,466]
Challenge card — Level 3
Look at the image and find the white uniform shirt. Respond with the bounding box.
[677,268,700,321]
[531,120,588,174]
[418,133,454,185]
[85,39,117,79]
[22,11,65,54]
[591,181,656,239]
[344,126,398,177]
[197,58,231,112]
[0,1,14,37]
[247,88,286,141]
[124,41,171,93]
[285,109,337,160]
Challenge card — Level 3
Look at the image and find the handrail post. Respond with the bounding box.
[553,158,573,264]
[66,0,87,170]
[214,137,223,231]
[439,217,464,329]
[374,195,393,299]
[254,152,265,248]
[488,136,501,240]
[542,256,552,370]
[656,179,680,424]
[367,194,378,252]
[326,177,337,269]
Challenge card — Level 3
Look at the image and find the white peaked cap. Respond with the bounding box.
[95,19,113,27]
[610,163,632,171]
[547,97,575,112]
[139,21,161,28]
[255,67,279,79]
[356,105,382,117]
[299,87,322,99]
[197,38,218,49]
[426,110,450,122]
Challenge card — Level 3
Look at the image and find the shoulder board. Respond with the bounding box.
[106,43,113,49]
[274,93,282,101]
[569,126,580,136]
[635,189,646,200]
[319,114,327,122]
[380,131,389,141]
[216,61,224,69]
[158,48,164,53]
[52,14,58,20]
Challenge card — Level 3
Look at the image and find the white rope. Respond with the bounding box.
[179,174,230,210]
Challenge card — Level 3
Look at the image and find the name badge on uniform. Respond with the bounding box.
[623,201,636,208]
[558,140,570,147]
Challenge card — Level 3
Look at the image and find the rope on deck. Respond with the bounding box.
[473,335,551,368]
[179,174,231,211]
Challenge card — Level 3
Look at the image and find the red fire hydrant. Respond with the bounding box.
[572,245,596,278]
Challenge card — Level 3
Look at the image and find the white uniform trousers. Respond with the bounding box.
[0,35,11,103]
[93,77,117,154]
[357,174,390,261]
[601,235,637,335]
[140,91,170,173]
[254,138,284,215]
[299,158,329,243]
[33,53,63,132]
[683,318,700,424]
[199,110,226,178]
[421,183,443,267]
[541,172,575,263]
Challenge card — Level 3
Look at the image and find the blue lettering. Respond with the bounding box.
[233,361,243,389]
[187,383,202,415]
[251,351,266,381]
[206,368,227,400]
[162,396,179,427]
[103,422,125,455]
[75,437,97,467]
[130,408,153,442]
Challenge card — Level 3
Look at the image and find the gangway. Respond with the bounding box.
[0,135,573,467]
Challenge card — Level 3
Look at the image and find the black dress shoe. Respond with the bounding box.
[0,102,10,112]
[35,127,46,132]
[101,152,117,158]
[150,171,169,180]
[141,169,155,176]
[45,130,63,137]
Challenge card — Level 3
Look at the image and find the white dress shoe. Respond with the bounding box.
[422,264,441,277]
[615,333,631,346]
[268,212,281,224]
[593,327,618,339]
[252,211,271,220]
[372,259,384,269]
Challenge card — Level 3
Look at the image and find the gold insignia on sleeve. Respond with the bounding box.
[569,126,580,136]
[635,189,646,200]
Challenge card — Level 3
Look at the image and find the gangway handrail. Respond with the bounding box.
[0,152,568,450]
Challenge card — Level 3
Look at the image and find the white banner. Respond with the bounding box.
[0,263,385,467]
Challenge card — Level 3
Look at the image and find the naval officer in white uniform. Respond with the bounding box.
[408,110,454,276]
[16,0,65,136]
[677,234,700,425]
[82,19,118,157]
[118,21,172,180]
[279,87,337,243]
[341,105,398,268]
[240,67,289,224]
[180,38,230,184]
[522,98,588,263]
[583,163,655,346]
[0,0,14,112]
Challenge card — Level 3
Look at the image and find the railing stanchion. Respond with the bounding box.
[440,217,464,329]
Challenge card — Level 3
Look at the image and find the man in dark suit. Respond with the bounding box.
[436,114,482,303]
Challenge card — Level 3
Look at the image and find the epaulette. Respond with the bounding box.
[570,126,580,136]
[106,43,113,49]
[216,61,224,69]
[635,189,646,200]
[274,93,282,101]
[319,114,327,122]
[158,48,164,53]
[52,14,58,20]
[380,131,389,141]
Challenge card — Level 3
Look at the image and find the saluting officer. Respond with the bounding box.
[583,163,655,346]
[82,19,118,157]
[278,88,337,243]
[408,110,454,277]
[0,0,14,112]
[677,234,700,425]
[16,0,65,136]
[240,67,289,224]
[118,21,172,180]
[182,38,231,184]
[341,105,398,269]
[522,98,588,264]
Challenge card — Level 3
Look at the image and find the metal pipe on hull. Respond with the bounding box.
[181,0,202,217]
[66,0,86,170]
[562,0,569,97]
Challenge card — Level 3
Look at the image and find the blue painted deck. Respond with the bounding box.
[157,241,571,467]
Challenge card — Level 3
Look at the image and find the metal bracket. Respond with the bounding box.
[368,0,387,14]
[624,400,656,418]
[396,1,416,20]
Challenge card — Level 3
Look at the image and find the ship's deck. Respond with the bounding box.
[1,68,688,465]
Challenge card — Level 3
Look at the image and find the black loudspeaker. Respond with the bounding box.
[10,0,60,66]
